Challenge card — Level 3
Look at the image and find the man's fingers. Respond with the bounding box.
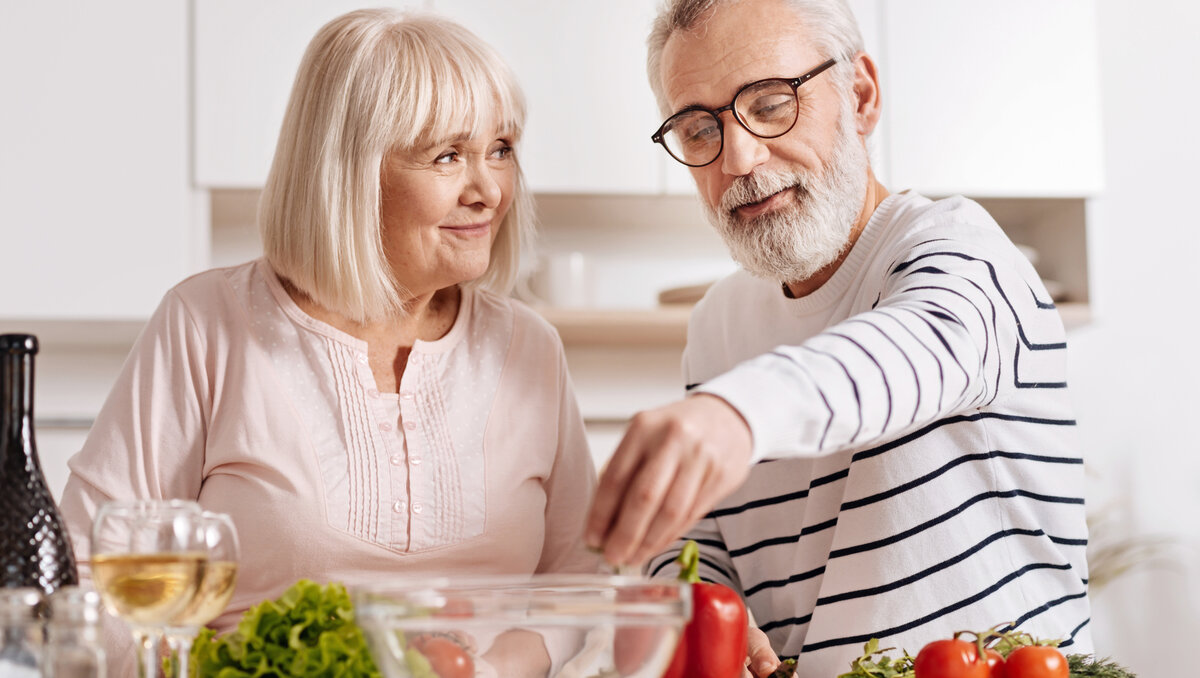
[584,434,646,549]
[627,446,710,564]
[599,444,682,565]
[746,625,779,677]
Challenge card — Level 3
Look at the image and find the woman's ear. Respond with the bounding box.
[852,50,881,136]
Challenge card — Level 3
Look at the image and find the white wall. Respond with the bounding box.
[1071,2,1200,676]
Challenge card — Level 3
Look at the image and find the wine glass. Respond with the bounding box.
[163,511,240,678]
[90,500,206,678]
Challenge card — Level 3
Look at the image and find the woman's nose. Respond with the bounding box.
[463,159,503,208]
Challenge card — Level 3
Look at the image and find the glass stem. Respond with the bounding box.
[133,628,163,678]
[168,632,195,678]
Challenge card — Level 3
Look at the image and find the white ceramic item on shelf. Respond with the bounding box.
[528,252,592,308]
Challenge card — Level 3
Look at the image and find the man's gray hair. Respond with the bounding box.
[646,0,865,116]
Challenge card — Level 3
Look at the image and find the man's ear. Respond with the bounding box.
[851,51,881,136]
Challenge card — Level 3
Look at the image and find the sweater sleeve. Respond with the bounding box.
[58,287,211,564]
[644,520,745,594]
[697,233,1020,462]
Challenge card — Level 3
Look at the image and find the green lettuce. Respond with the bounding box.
[188,579,381,678]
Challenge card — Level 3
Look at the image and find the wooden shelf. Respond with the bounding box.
[535,306,693,346]
[539,302,1092,347]
[2,303,1090,352]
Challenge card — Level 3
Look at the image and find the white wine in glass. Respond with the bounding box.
[164,511,240,678]
[91,552,207,625]
[91,500,206,678]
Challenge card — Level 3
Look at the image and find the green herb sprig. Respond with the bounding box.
[1066,654,1138,678]
[836,638,916,678]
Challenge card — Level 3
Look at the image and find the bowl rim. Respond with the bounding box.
[351,573,692,625]
[351,572,686,592]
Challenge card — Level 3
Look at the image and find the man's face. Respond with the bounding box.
[659,0,871,283]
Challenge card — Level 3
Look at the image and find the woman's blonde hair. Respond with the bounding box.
[260,8,532,323]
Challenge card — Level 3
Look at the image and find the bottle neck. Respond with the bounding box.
[0,350,36,465]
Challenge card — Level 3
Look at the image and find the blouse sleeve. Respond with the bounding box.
[534,342,604,576]
[58,287,211,565]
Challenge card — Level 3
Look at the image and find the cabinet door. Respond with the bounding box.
[193,0,424,188]
[881,0,1103,196]
[434,0,665,194]
[0,1,194,319]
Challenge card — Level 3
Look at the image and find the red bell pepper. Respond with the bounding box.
[662,540,749,678]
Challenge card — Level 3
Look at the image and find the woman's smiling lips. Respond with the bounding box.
[440,221,491,237]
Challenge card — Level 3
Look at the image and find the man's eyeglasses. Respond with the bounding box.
[651,58,838,168]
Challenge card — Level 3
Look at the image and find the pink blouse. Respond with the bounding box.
[59,259,601,637]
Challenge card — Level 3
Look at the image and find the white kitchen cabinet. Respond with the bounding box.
[879,0,1103,197]
[431,0,665,194]
[194,0,664,194]
[0,1,197,319]
[193,0,426,188]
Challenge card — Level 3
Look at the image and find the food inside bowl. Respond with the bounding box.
[353,575,691,678]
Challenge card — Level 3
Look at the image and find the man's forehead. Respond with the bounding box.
[661,18,818,111]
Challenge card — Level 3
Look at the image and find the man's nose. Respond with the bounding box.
[720,115,770,176]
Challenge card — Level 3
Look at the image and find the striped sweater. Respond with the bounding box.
[649,191,1092,676]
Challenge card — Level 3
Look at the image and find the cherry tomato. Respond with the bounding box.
[1003,645,1068,678]
[984,648,1005,677]
[409,634,475,678]
[914,638,990,678]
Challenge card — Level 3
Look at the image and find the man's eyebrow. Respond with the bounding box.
[672,77,777,114]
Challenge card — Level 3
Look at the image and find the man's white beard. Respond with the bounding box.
[702,102,870,285]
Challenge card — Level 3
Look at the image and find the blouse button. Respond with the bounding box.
[357,353,369,365]
[410,456,422,465]
[390,455,403,466]
[399,391,415,401]
[367,389,380,399]
[379,422,394,432]
[412,502,423,514]
[391,500,406,513]
[403,421,417,431]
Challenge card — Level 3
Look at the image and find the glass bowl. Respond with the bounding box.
[353,574,691,678]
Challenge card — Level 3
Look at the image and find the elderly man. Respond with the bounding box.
[584,0,1093,675]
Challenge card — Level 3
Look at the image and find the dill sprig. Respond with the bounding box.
[1066,654,1138,678]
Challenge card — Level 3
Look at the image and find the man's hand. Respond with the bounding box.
[584,394,754,566]
[744,624,782,677]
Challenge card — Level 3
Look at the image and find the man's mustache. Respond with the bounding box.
[721,172,811,215]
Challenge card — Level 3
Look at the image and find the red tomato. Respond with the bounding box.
[409,634,475,678]
[1003,646,1068,678]
[984,648,1005,677]
[914,639,990,678]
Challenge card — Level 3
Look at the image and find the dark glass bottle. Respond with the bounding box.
[0,334,78,594]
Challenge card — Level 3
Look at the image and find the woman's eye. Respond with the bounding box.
[491,144,513,160]
[435,150,459,164]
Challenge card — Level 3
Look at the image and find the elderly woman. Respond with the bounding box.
[59,7,598,674]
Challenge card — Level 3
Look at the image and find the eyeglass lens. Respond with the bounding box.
[660,78,800,167]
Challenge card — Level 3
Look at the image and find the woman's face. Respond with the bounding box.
[379,109,516,297]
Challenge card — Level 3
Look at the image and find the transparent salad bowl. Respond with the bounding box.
[353,574,691,678]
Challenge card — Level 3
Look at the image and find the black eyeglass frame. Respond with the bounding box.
[651,58,839,167]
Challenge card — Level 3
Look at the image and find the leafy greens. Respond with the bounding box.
[188,579,381,677]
